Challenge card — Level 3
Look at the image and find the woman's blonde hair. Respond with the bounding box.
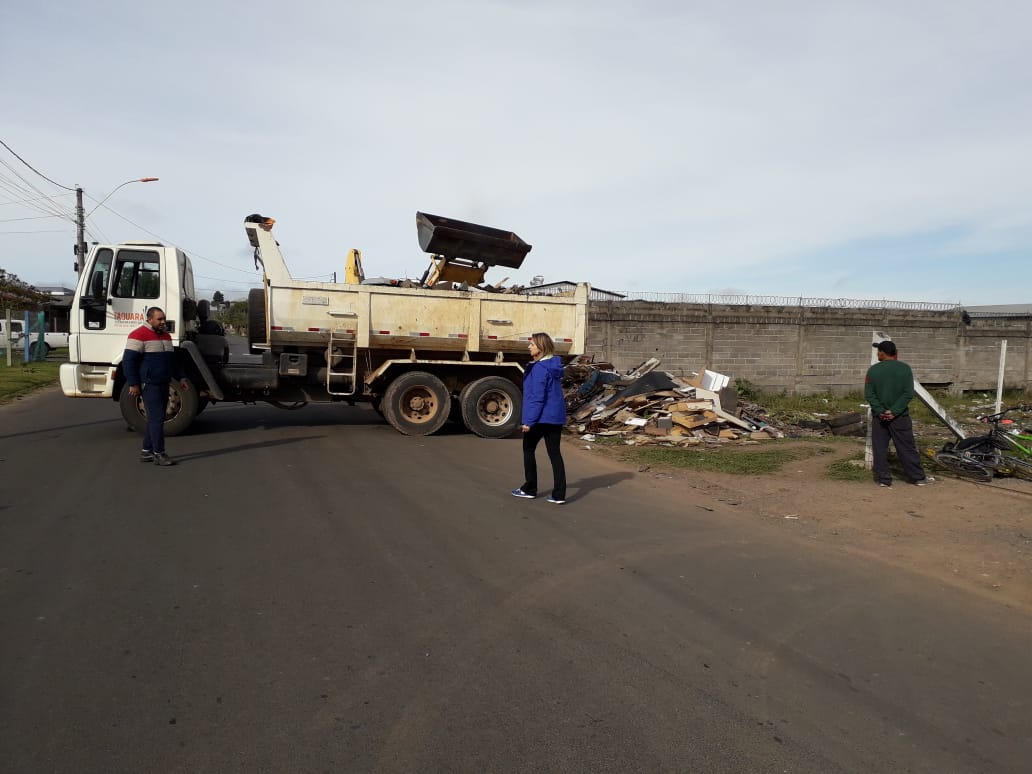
[531,332,555,356]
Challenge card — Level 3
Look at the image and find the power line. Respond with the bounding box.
[0,138,74,191]
[0,214,62,223]
[0,228,67,234]
[0,167,72,220]
[90,197,259,276]
[0,191,75,208]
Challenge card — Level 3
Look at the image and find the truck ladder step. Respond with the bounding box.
[326,331,359,396]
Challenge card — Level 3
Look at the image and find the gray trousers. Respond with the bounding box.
[871,414,925,484]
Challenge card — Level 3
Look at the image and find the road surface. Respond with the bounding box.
[1,388,1029,772]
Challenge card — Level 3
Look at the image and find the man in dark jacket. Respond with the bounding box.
[864,340,932,487]
[123,307,189,466]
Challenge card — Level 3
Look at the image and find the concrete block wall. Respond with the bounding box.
[585,301,1031,394]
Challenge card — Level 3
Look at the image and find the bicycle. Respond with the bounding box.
[932,404,1032,482]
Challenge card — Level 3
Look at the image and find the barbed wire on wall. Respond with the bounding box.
[603,291,962,311]
[522,284,961,310]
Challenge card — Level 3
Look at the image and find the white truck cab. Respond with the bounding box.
[63,241,198,397]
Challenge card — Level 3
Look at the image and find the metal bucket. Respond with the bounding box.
[415,212,532,269]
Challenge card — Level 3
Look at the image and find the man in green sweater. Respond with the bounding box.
[864,340,933,487]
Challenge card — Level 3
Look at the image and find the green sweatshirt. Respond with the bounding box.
[865,359,916,417]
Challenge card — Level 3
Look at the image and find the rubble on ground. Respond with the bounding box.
[562,358,866,445]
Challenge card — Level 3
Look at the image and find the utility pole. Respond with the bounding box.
[75,185,87,275]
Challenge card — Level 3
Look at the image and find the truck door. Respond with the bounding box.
[77,248,166,364]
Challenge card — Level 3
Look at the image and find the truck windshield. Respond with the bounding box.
[112,250,161,299]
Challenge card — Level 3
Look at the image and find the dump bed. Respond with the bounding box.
[245,218,587,356]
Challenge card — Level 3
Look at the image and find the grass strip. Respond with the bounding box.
[0,361,62,403]
[826,453,870,482]
[622,444,813,475]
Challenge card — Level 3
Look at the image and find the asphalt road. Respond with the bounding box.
[1,388,1030,773]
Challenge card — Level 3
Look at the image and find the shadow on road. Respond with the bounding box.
[568,471,636,502]
[0,417,123,441]
[174,434,326,462]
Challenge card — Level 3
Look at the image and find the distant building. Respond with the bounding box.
[37,285,76,332]
[523,281,625,301]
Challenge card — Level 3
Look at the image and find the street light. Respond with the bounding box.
[75,177,159,273]
[86,177,159,217]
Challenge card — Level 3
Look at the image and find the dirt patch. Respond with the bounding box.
[575,438,1032,613]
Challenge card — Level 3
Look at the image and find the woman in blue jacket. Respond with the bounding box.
[512,332,567,504]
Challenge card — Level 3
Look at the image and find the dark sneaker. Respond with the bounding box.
[153,453,176,467]
[140,450,155,463]
[547,497,567,504]
[913,477,935,486]
[511,488,535,499]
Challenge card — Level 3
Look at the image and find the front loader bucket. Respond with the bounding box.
[416,212,532,269]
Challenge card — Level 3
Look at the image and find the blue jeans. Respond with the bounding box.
[141,382,169,454]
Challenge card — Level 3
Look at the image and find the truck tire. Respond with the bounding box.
[382,371,450,436]
[29,341,50,359]
[460,376,521,438]
[247,288,267,352]
[119,379,199,437]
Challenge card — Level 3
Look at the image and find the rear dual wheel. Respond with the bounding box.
[460,376,521,438]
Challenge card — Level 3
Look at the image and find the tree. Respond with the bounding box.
[212,290,224,306]
[223,300,248,332]
[0,268,49,310]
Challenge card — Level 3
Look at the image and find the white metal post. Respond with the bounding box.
[4,308,10,367]
[864,331,889,470]
[994,340,1008,414]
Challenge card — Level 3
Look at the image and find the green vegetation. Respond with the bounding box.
[742,384,1032,429]
[220,299,249,333]
[618,442,834,475]
[0,361,62,403]
[826,453,869,482]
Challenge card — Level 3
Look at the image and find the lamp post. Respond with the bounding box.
[75,177,159,274]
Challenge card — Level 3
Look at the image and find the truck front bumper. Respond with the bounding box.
[60,363,116,398]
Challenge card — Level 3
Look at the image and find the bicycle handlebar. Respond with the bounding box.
[977,404,1032,423]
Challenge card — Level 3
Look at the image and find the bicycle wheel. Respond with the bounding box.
[933,451,993,482]
[998,454,1032,481]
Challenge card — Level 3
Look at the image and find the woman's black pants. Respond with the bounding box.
[522,423,566,500]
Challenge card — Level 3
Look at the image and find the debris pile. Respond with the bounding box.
[563,358,786,445]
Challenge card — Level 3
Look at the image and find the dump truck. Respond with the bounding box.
[59,213,589,438]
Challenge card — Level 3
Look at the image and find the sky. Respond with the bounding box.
[1,0,1030,305]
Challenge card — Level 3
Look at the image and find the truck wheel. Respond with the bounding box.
[29,341,50,359]
[382,371,450,436]
[247,288,267,352]
[119,380,199,437]
[460,376,521,438]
